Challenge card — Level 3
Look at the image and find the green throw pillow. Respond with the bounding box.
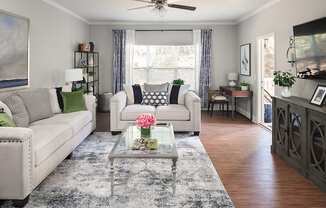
[61,91,86,113]
[0,113,16,127]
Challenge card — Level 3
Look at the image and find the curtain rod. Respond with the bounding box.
[136,29,193,32]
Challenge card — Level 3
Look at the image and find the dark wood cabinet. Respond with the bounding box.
[272,96,326,191]
[307,110,326,188]
[273,99,289,158]
[288,104,306,173]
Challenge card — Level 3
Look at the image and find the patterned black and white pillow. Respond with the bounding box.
[142,91,168,106]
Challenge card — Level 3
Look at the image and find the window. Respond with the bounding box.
[132,45,196,90]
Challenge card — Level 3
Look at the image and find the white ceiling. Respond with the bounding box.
[49,0,273,23]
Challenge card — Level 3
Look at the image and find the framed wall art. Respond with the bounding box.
[240,43,251,76]
[0,10,30,90]
[310,85,326,106]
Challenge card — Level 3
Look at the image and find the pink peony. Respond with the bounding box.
[136,113,156,129]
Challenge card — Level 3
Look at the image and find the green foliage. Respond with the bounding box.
[173,79,185,85]
[273,71,296,87]
[240,81,250,86]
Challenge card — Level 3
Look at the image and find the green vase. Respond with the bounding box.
[141,127,151,138]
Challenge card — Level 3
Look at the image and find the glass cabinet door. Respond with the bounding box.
[288,104,306,171]
[308,110,326,180]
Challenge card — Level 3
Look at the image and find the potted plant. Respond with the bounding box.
[240,81,250,91]
[273,71,296,97]
[136,114,156,138]
[173,79,184,85]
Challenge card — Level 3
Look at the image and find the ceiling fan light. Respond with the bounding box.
[151,6,167,17]
[158,7,167,17]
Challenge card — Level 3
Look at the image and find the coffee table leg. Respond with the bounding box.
[172,159,177,195]
[110,159,114,196]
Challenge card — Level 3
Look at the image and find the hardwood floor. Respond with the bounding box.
[97,111,326,208]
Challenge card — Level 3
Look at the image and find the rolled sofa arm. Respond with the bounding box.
[84,94,97,131]
[110,91,127,131]
[0,127,33,200]
[185,91,201,132]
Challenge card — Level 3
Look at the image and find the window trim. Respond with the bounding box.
[131,45,197,89]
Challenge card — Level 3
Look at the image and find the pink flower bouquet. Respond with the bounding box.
[136,113,156,129]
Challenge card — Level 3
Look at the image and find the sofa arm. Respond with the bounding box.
[0,127,33,200]
[110,91,127,131]
[84,94,97,131]
[185,91,201,132]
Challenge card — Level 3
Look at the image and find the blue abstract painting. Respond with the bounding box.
[0,11,29,89]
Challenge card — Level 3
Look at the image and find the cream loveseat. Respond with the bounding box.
[110,90,201,135]
[0,89,96,206]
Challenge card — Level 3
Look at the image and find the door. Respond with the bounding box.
[258,34,275,129]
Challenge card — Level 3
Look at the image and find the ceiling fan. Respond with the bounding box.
[128,0,197,12]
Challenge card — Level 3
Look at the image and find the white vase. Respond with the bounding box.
[281,87,291,98]
[241,86,249,91]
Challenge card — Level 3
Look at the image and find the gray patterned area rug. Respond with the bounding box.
[2,133,234,208]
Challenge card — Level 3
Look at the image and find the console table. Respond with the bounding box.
[220,86,253,121]
[272,96,326,191]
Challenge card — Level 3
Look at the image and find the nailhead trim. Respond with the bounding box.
[0,139,23,143]
[0,135,33,195]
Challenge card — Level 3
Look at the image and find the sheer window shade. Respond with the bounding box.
[135,31,193,46]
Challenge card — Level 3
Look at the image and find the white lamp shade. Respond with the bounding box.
[65,68,83,82]
[228,73,238,81]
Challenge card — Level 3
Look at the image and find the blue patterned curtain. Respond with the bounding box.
[199,29,212,108]
[112,30,126,94]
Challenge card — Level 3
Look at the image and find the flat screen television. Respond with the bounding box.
[294,17,326,79]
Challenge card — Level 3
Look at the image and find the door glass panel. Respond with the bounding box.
[260,35,275,129]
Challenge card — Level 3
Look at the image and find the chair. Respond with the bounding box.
[207,90,229,116]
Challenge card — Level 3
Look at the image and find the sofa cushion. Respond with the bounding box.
[121,105,155,121]
[18,89,53,122]
[61,91,86,113]
[31,111,92,135]
[169,84,190,105]
[0,112,16,127]
[124,84,143,105]
[49,88,61,114]
[0,101,13,119]
[31,124,73,166]
[156,104,190,121]
[55,87,64,111]
[144,83,169,92]
[142,91,168,106]
[2,94,30,127]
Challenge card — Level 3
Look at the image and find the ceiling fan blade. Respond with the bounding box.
[168,4,196,11]
[132,0,154,3]
[167,0,184,3]
[128,5,155,10]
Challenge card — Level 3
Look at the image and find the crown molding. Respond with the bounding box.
[41,0,89,24]
[237,0,281,23]
[41,0,280,26]
[89,21,237,26]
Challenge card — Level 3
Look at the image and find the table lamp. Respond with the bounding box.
[228,73,238,87]
[65,68,83,91]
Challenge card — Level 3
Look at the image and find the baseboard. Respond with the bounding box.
[236,107,257,124]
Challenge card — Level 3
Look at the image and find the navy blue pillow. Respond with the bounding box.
[132,84,143,104]
[55,87,64,111]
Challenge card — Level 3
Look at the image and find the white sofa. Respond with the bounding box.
[110,91,201,134]
[0,93,96,205]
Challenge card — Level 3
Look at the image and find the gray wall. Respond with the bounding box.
[237,0,326,121]
[0,0,90,89]
[90,24,238,94]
